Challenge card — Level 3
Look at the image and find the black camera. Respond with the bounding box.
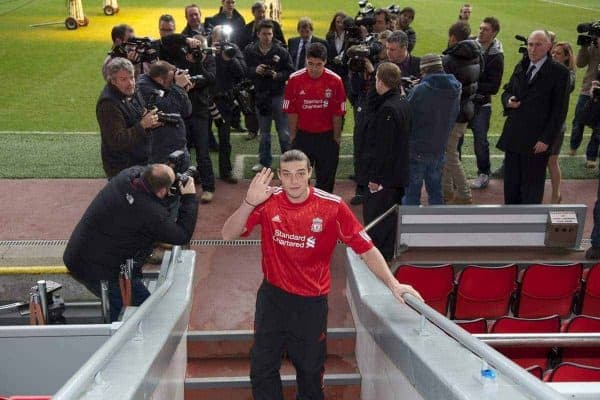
[515,34,528,56]
[345,40,382,73]
[109,36,159,64]
[401,76,417,92]
[355,0,375,31]
[189,74,207,86]
[157,111,182,126]
[185,46,218,59]
[577,21,600,47]
[388,4,400,15]
[167,150,197,194]
[216,42,237,58]
[231,79,256,115]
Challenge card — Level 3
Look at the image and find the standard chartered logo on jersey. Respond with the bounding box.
[273,229,316,248]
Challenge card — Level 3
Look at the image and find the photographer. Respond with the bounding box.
[102,24,141,80]
[137,61,193,169]
[182,4,206,37]
[386,30,421,79]
[97,58,160,179]
[244,20,294,171]
[239,2,286,52]
[209,0,246,48]
[569,32,600,165]
[211,24,247,184]
[63,164,198,322]
[184,36,218,203]
[398,7,416,53]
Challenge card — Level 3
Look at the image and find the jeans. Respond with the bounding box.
[185,115,215,192]
[469,105,492,175]
[257,95,290,167]
[443,122,471,199]
[403,153,445,205]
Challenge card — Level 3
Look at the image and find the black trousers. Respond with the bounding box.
[363,187,403,261]
[251,281,328,400]
[214,99,234,177]
[292,131,339,193]
[503,150,550,204]
[185,115,215,192]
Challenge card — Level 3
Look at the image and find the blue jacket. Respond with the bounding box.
[407,72,461,157]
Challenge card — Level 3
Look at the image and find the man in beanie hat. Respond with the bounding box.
[403,54,462,205]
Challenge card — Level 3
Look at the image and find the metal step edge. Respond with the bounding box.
[187,327,356,342]
[185,373,361,389]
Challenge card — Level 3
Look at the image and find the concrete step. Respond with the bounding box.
[187,327,356,359]
[185,355,360,400]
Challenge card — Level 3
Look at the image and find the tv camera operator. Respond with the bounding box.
[63,164,198,322]
[569,21,600,165]
[584,79,600,260]
[244,20,294,172]
[209,25,247,184]
[97,58,161,179]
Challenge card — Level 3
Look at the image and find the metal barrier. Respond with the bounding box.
[476,333,600,347]
[53,246,194,399]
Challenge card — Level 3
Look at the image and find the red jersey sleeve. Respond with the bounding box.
[241,204,265,237]
[331,75,346,116]
[335,201,373,254]
[283,77,297,114]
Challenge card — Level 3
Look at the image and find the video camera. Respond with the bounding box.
[345,38,382,73]
[183,46,218,60]
[355,0,376,31]
[577,21,600,47]
[109,37,159,64]
[515,35,528,56]
[167,150,197,195]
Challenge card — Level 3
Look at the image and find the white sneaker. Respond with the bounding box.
[252,163,265,172]
[470,173,489,189]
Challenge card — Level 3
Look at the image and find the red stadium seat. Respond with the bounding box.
[526,365,544,379]
[490,315,561,369]
[455,318,488,334]
[582,263,600,317]
[452,264,517,319]
[394,264,454,315]
[515,263,582,318]
[561,315,600,367]
[544,362,600,382]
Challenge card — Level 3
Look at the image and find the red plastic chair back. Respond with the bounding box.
[491,315,561,369]
[562,315,600,367]
[453,264,517,319]
[582,264,600,317]
[545,362,600,382]
[516,263,582,318]
[455,318,488,334]
[394,264,454,315]
[526,365,544,380]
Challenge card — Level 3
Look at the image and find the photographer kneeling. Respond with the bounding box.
[63,164,198,322]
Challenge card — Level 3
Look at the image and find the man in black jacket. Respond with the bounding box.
[182,4,206,37]
[63,164,198,321]
[442,21,482,204]
[208,0,246,47]
[497,30,569,204]
[239,2,285,51]
[244,20,294,171]
[362,62,411,261]
[385,30,420,78]
[97,58,160,178]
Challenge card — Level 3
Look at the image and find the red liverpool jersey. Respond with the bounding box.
[282,68,346,134]
[242,187,373,296]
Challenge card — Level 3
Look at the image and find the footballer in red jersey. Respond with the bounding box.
[222,149,422,400]
[283,42,345,193]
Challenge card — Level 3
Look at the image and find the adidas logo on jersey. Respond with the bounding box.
[272,215,282,223]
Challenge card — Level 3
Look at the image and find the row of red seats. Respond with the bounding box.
[394,262,600,319]
[531,362,600,382]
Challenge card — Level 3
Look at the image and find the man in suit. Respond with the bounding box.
[288,17,328,70]
[497,30,569,204]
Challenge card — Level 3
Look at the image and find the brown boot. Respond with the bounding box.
[451,196,473,205]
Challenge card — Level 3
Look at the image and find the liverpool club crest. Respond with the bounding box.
[311,217,323,233]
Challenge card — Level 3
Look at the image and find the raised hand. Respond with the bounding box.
[245,168,275,207]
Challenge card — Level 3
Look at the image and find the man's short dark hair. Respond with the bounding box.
[483,16,500,34]
[159,14,176,24]
[144,165,174,193]
[280,150,311,170]
[307,42,327,61]
[377,62,402,89]
[184,4,200,17]
[448,21,471,42]
[297,17,313,32]
[111,24,132,43]
[374,8,391,23]
[251,1,265,13]
[387,30,409,48]
[256,19,274,33]
[148,61,175,79]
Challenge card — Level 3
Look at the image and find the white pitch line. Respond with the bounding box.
[539,0,600,11]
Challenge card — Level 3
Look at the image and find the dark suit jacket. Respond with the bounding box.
[497,56,570,154]
[288,35,328,70]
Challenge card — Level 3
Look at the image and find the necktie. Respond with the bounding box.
[525,64,536,83]
[297,39,307,70]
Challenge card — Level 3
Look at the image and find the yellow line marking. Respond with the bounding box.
[0,266,68,275]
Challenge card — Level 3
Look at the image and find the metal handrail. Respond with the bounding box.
[402,293,565,400]
[364,204,399,232]
[52,246,182,400]
[476,333,600,347]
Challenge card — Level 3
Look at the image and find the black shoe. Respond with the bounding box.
[244,131,258,140]
[586,247,600,260]
[220,175,238,184]
[231,124,247,133]
[209,144,219,153]
[350,194,364,205]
